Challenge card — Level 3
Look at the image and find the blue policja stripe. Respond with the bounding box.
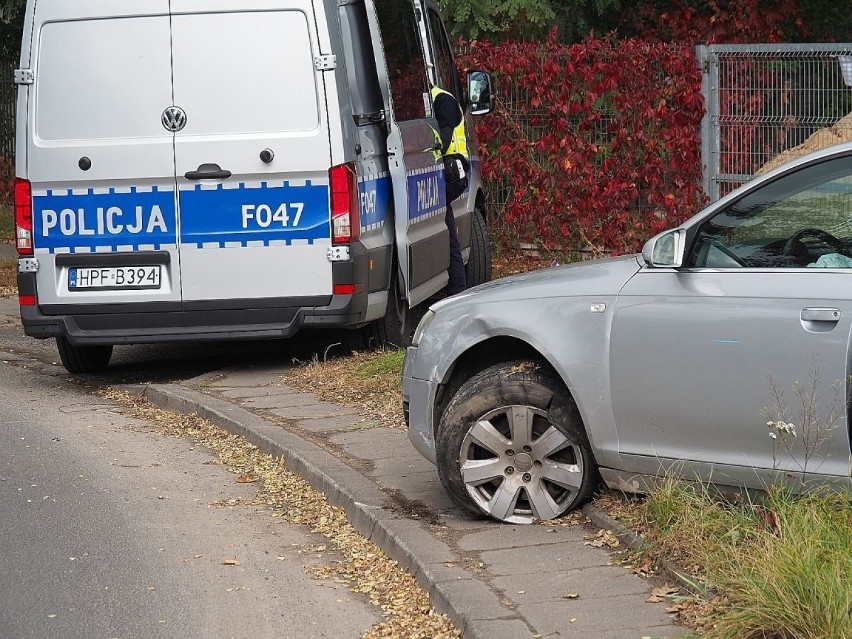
[31,183,332,253]
[179,181,330,247]
[407,167,446,222]
[33,187,177,253]
[359,174,391,229]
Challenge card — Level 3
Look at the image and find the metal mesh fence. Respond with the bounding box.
[699,44,852,200]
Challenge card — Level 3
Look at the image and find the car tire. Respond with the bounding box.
[366,267,411,348]
[56,336,113,374]
[465,208,491,287]
[436,361,597,523]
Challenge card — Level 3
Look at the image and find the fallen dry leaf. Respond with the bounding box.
[651,585,678,598]
[583,529,620,549]
[631,558,655,577]
[221,559,241,566]
[563,593,580,599]
[236,474,258,483]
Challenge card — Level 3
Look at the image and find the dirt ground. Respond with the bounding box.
[757,111,852,174]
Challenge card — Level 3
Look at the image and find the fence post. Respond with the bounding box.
[696,44,719,202]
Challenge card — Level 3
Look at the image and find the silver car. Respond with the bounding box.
[403,142,852,524]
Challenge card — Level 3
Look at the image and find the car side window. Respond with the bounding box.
[374,0,428,122]
[688,156,852,269]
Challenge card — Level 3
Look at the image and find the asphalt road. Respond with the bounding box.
[0,342,380,638]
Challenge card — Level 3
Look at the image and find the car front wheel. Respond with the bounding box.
[436,361,597,524]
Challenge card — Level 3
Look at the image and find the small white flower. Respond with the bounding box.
[769,432,777,439]
[776,421,798,436]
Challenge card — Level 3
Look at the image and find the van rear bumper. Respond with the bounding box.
[20,293,369,345]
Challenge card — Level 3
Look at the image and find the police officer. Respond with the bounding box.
[431,85,469,295]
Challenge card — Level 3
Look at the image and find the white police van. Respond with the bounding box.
[13,0,493,373]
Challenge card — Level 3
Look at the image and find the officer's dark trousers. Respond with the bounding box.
[445,179,467,295]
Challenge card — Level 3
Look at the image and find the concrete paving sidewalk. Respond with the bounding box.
[138,365,689,639]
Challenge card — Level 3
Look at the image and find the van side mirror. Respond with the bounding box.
[467,70,493,115]
[642,229,686,268]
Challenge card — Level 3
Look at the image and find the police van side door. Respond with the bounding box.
[367,0,449,307]
[421,5,472,256]
[25,1,179,308]
[170,0,334,305]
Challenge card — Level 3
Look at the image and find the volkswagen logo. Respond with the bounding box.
[161,106,187,132]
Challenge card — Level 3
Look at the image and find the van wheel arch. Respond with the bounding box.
[365,264,411,348]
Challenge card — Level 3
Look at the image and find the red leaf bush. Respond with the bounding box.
[459,33,707,256]
[0,154,14,207]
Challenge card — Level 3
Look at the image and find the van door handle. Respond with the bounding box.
[801,307,841,322]
[184,163,232,180]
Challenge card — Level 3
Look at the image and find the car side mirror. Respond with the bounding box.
[467,70,493,115]
[642,229,686,268]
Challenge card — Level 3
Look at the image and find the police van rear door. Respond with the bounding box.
[170,0,334,305]
[26,1,179,308]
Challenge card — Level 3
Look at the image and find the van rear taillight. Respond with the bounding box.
[329,163,359,245]
[14,178,33,256]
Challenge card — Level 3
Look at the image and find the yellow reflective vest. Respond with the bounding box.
[430,86,468,159]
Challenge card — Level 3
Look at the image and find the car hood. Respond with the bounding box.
[432,254,643,311]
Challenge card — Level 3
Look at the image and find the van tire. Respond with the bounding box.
[56,337,113,373]
[366,268,411,348]
[465,208,491,287]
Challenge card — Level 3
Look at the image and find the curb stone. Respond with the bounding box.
[582,503,707,600]
[133,382,532,638]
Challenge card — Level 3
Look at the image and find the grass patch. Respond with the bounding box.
[352,347,405,379]
[284,347,406,428]
[636,478,852,638]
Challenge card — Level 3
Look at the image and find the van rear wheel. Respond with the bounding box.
[56,336,113,374]
[465,208,491,287]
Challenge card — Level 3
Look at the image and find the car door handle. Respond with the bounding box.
[184,163,232,180]
[801,307,840,322]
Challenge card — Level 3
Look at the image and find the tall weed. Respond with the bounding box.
[709,488,852,639]
[643,481,852,639]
